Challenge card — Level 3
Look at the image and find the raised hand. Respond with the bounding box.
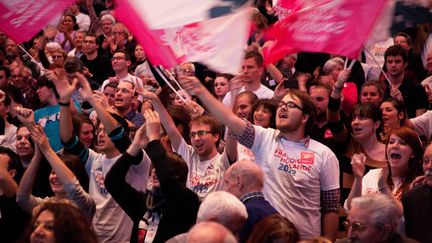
[48,69,78,103]
[390,88,404,102]
[14,107,35,127]
[30,125,50,151]
[335,68,351,89]
[76,72,94,103]
[93,90,111,110]
[178,75,205,96]
[143,109,161,142]
[351,153,366,179]
[185,100,205,118]
[136,86,159,101]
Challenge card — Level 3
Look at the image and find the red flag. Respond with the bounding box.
[264,0,387,64]
[115,0,251,74]
[0,0,75,43]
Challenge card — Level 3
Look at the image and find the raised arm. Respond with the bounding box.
[327,68,351,143]
[138,88,183,151]
[179,75,247,135]
[46,69,76,144]
[345,153,366,210]
[77,73,118,134]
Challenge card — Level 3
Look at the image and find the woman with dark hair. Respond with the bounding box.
[345,127,423,216]
[54,14,78,52]
[25,202,98,243]
[328,68,387,202]
[251,98,277,129]
[247,214,299,243]
[214,73,233,101]
[380,97,407,143]
[16,110,95,220]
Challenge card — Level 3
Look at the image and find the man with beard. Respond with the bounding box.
[179,76,340,241]
[402,143,432,243]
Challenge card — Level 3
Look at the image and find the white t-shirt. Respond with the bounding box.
[86,149,150,243]
[246,125,339,240]
[75,12,91,31]
[343,168,403,211]
[411,110,432,143]
[175,138,230,200]
[223,84,274,107]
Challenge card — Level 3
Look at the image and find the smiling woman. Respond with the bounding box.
[345,127,423,212]
[25,202,98,243]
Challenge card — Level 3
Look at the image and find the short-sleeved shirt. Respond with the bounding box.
[236,124,340,239]
[175,138,230,200]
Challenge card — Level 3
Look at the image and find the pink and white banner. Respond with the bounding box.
[264,0,387,64]
[115,0,251,74]
[0,0,74,43]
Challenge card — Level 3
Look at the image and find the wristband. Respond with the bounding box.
[328,97,341,111]
[58,101,70,107]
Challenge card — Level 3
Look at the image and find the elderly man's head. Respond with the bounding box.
[197,191,247,237]
[347,194,400,243]
[223,160,265,198]
[187,222,237,243]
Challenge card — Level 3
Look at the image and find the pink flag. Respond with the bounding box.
[115,0,251,74]
[0,0,74,43]
[264,0,387,64]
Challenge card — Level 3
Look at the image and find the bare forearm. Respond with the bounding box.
[59,106,74,143]
[41,147,75,184]
[0,171,18,197]
[346,177,362,210]
[196,88,246,135]
[322,211,338,242]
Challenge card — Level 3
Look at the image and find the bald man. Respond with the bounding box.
[223,160,279,242]
[187,222,237,243]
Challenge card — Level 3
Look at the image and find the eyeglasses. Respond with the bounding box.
[277,101,303,111]
[52,55,63,59]
[189,130,212,138]
[113,31,125,35]
[111,56,126,61]
[343,220,366,232]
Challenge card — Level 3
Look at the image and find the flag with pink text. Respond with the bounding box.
[115,0,251,74]
[0,0,74,43]
[264,0,387,64]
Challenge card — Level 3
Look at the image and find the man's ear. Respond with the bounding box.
[302,114,309,125]
[8,169,16,178]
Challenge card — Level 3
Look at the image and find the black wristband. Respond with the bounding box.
[328,97,341,111]
[58,101,70,107]
[327,120,344,133]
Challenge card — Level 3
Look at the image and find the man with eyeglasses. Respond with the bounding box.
[80,33,114,85]
[139,90,233,200]
[402,143,432,243]
[337,194,416,243]
[179,76,340,241]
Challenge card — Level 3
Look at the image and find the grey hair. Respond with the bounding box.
[100,14,116,24]
[197,191,248,227]
[323,57,344,75]
[229,160,265,191]
[351,194,399,231]
[187,222,238,243]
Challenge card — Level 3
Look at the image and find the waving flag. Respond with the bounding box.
[264,0,387,64]
[0,0,74,43]
[115,0,252,74]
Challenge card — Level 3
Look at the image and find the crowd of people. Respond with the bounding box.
[0,0,431,243]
